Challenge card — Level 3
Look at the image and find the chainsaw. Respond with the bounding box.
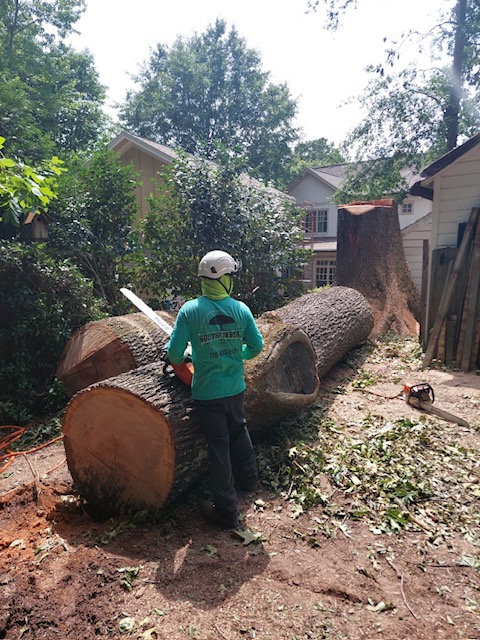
[355,382,469,427]
[402,382,469,427]
[120,288,194,386]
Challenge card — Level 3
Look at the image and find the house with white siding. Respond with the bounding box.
[287,165,432,290]
[410,132,480,335]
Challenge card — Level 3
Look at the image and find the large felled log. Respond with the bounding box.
[275,286,374,377]
[56,310,176,396]
[62,315,319,514]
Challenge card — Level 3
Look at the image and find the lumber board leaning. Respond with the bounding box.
[459,214,480,371]
[423,207,480,369]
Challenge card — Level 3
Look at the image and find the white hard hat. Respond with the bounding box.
[198,250,240,279]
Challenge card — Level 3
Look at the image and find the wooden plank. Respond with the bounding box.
[460,215,480,371]
[423,207,480,369]
[445,316,457,365]
[437,321,446,363]
[469,301,480,370]
[420,239,429,349]
[427,247,457,334]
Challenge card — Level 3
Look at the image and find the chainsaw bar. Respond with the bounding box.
[406,396,470,428]
[120,288,193,386]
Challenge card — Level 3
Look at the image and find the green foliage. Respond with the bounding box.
[119,19,299,186]
[346,64,479,161]
[134,152,309,315]
[47,147,140,314]
[0,241,105,424]
[306,0,357,29]
[11,415,62,451]
[258,335,479,537]
[0,136,66,232]
[0,0,107,161]
[333,157,413,204]
[308,0,480,196]
[289,137,346,182]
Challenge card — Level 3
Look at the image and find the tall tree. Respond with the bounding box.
[119,19,299,186]
[289,137,346,181]
[308,0,480,155]
[0,0,107,161]
[133,152,308,315]
[47,148,140,313]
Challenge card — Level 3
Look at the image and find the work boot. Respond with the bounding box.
[199,500,240,529]
[235,475,259,493]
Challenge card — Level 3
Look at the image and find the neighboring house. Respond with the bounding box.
[109,130,293,220]
[410,132,480,346]
[287,164,432,290]
[400,212,432,291]
[109,131,177,220]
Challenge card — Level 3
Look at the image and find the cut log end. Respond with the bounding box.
[63,387,175,515]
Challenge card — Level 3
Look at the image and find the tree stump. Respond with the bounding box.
[62,315,319,515]
[275,286,374,377]
[336,199,420,338]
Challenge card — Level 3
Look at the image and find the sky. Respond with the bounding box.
[68,0,450,146]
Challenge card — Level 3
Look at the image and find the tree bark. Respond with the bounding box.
[56,311,175,396]
[275,286,374,377]
[336,199,420,339]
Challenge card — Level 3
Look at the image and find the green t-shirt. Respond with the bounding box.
[167,295,264,400]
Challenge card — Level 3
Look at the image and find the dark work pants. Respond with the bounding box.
[194,391,258,515]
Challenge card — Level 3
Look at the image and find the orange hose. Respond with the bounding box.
[0,425,63,474]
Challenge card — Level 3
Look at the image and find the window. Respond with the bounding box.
[315,259,336,287]
[401,202,413,214]
[305,209,328,234]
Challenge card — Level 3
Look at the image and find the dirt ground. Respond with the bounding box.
[1,339,480,640]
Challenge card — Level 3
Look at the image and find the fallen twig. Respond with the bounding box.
[385,556,418,620]
[214,624,228,640]
[24,453,41,502]
[0,457,66,502]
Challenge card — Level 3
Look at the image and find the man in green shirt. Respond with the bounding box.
[167,250,264,529]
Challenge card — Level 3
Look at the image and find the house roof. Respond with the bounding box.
[420,132,480,178]
[109,131,177,164]
[409,132,480,198]
[109,130,292,201]
[287,164,348,193]
[401,211,432,235]
[289,161,423,195]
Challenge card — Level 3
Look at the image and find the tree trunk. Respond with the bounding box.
[56,311,176,396]
[445,0,467,151]
[275,286,374,377]
[62,315,319,515]
[336,199,420,339]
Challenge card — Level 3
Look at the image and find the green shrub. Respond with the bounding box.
[0,241,105,424]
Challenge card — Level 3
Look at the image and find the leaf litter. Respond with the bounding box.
[1,334,480,639]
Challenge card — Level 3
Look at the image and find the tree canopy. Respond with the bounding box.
[0,0,107,162]
[47,148,140,313]
[308,0,480,198]
[119,19,299,187]
[0,135,65,235]
[289,138,346,182]
[133,153,309,315]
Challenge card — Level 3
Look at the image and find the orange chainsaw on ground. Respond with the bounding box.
[120,288,194,386]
